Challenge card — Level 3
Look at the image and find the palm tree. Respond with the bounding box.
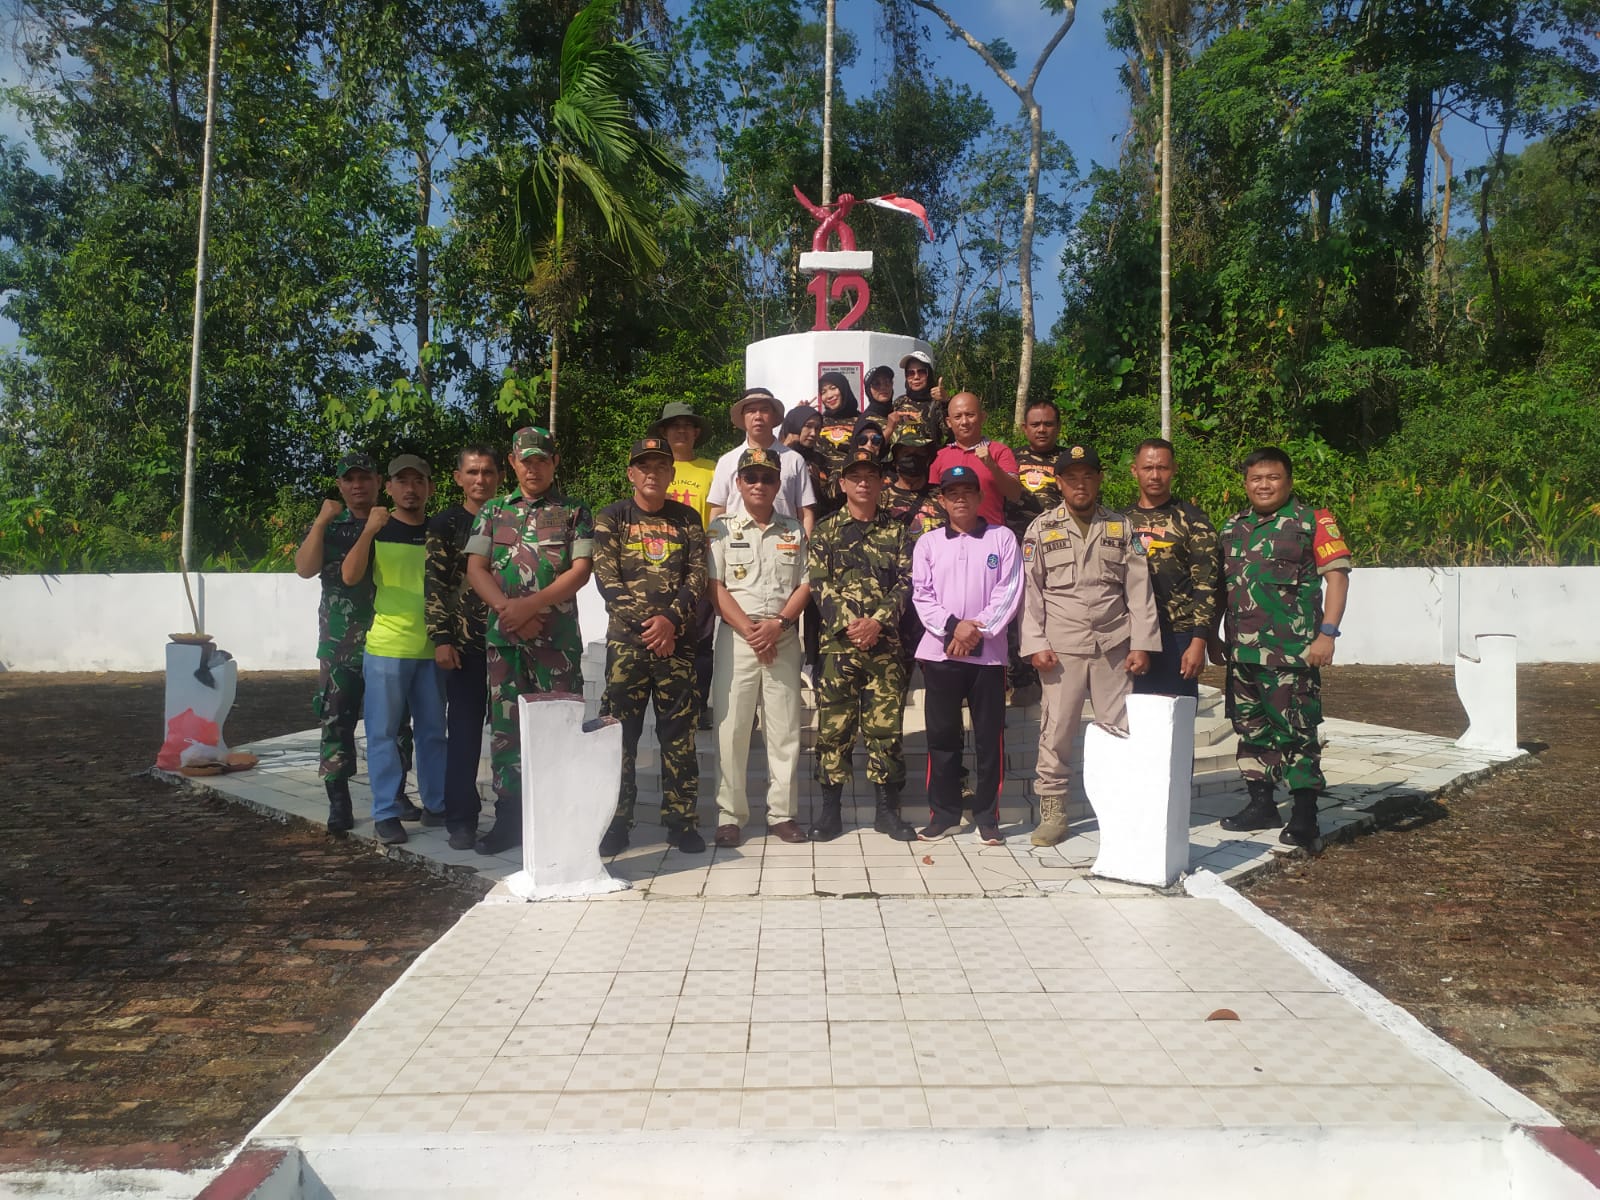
[501,0,691,432]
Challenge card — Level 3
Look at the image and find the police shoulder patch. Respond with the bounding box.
[1022,540,1036,562]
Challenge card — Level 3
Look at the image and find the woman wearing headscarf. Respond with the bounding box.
[814,371,861,516]
[862,365,896,418]
[851,413,889,477]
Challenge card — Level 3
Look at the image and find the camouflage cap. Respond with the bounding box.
[840,447,883,477]
[628,436,674,465]
[736,446,782,475]
[512,426,556,460]
[386,453,431,479]
[1055,444,1102,472]
[336,451,377,477]
[888,424,934,452]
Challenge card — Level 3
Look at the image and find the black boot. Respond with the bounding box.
[872,783,917,842]
[808,785,844,842]
[1280,788,1325,854]
[1220,780,1282,831]
[325,779,354,834]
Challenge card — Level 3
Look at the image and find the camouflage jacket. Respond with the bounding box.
[314,509,375,661]
[890,393,948,449]
[807,507,912,652]
[592,497,707,647]
[814,417,861,514]
[424,504,490,651]
[1005,445,1063,537]
[1123,499,1222,637]
[1220,499,1352,668]
[879,480,946,543]
[465,489,595,653]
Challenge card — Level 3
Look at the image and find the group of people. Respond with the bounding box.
[297,359,1352,861]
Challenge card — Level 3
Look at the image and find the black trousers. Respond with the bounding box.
[693,594,716,715]
[1132,627,1200,699]
[444,649,489,830]
[920,658,1006,825]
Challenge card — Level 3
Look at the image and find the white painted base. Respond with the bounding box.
[155,640,237,770]
[1456,633,1520,755]
[512,695,626,901]
[798,250,874,273]
[744,330,931,411]
[1083,694,1196,888]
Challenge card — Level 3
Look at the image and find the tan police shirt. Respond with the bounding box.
[1018,503,1162,658]
[708,511,809,620]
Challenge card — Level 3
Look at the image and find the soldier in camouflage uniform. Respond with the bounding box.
[1123,438,1222,699]
[807,447,918,842]
[1213,446,1352,854]
[1005,398,1064,701]
[293,451,410,833]
[464,428,595,855]
[592,437,709,857]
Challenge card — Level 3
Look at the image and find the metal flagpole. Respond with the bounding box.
[178,0,223,633]
[822,0,835,206]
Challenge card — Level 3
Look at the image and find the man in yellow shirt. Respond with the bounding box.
[652,400,718,726]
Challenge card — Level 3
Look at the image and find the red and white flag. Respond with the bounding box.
[864,193,935,242]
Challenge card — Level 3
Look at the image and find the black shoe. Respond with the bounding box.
[918,817,961,841]
[475,824,522,856]
[419,807,446,829]
[808,786,844,842]
[1281,788,1324,854]
[1220,781,1282,832]
[325,780,354,834]
[599,819,630,857]
[670,827,706,854]
[873,784,918,842]
[374,818,408,845]
[395,796,423,822]
[447,826,478,851]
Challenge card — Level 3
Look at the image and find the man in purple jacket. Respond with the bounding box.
[911,464,1024,845]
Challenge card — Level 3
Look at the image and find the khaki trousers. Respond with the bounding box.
[1033,643,1132,799]
[712,623,802,826]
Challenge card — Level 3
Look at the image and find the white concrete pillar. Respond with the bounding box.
[1455,633,1519,755]
[1083,693,1197,888]
[154,637,237,770]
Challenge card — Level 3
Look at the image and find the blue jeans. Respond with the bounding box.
[364,654,446,821]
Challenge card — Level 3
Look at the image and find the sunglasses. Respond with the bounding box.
[739,471,780,485]
[860,433,885,444]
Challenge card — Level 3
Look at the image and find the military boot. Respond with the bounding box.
[1031,793,1068,846]
[808,785,844,842]
[1280,788,1325,854]
[325,779,354,834]
[1220,780,1283,831]
[872,783,918,842]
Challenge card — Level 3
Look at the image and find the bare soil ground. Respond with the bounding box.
[0,664,1594,1170]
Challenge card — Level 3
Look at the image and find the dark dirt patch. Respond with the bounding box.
[1242,664,1600,1144]
[0,671,479,1171]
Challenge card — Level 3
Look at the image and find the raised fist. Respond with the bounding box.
[365,506,390,532]
[317,498,344,523]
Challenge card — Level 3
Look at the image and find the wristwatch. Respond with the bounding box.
[778,616,796,631]
[1318,623,1341,637]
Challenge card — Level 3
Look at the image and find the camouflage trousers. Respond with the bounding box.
[605,640,699,831]
[815,646,907,788]
[487,642,583,816]
[314,653,410,783]
[1227,662,1325,792]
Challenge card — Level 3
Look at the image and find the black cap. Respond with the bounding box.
[1055,444,1102,472]
[840,447,883,476]
[938,464,981,489]
[628,436,674,465]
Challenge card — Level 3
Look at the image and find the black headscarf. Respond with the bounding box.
[817,371,859,421]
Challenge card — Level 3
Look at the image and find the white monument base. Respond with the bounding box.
[503,694,630,902]
[155,638,238,770]
[1455,633,1519,755]
[744,330,931,411]
[1083,694,1197,888]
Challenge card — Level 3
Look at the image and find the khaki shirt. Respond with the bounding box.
[1019,504,1162,658]
[709,511,808,619]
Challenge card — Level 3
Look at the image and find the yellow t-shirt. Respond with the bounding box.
[667,457,716,528]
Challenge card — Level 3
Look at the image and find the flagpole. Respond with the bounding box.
[822,0,835,206]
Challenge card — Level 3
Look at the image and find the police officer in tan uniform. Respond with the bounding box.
[707,447,812,848]
[1019,444,1161,846]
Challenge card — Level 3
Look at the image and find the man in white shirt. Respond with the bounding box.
[708,387,817,535]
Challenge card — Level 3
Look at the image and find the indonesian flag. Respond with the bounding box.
[864,194,935,242]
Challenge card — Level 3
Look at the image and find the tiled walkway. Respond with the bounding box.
[257,894,1516,1140]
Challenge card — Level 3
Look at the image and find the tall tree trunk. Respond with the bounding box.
[1429,115,1452,336]
[548,331,561,434]
[903,0,1076,431]
[415,146,433,394]
[1158,39,1173,441]
[1479,118,1511,348]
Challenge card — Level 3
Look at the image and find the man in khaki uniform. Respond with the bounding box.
[707,447,812,847]
[1019,444,1161,845]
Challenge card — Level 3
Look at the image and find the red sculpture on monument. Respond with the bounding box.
[793,186,934,333]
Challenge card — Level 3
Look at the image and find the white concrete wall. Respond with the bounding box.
[2,566,1596,672]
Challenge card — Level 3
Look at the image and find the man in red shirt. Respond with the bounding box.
[930,392,1021,526]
